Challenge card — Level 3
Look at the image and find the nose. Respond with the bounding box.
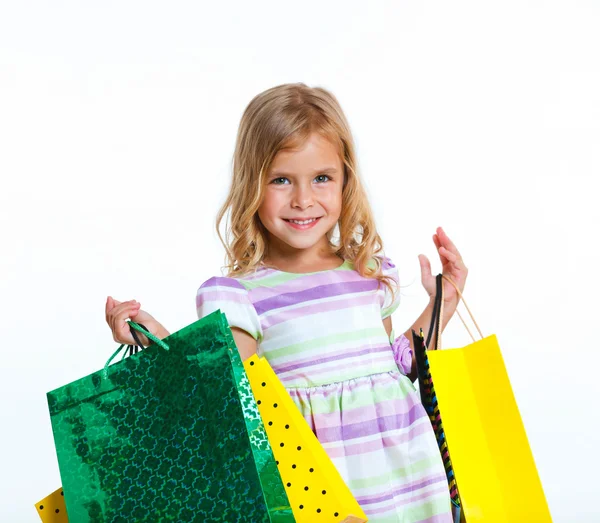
[291,182,314,210]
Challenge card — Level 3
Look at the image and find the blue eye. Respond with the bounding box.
[270,174,331,185]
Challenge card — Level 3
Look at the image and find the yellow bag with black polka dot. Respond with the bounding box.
[244,354,367,523]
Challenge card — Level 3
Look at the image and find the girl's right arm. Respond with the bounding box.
[230,327,258,361]
[106,297,257,360]
[105,296,170,347]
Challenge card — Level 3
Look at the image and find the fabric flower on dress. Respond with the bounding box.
[391,333,413,375]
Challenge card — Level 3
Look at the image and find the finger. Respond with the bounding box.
[439,246,465,267]
[112,300,138,313]
[109,302,139,331]
[437,227,462,259]
[105,296,123,316]
[418,254,432,279]
[439,247,468,273]
[113,306,140,343]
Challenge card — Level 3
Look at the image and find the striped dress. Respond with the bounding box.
[196,256,452,523]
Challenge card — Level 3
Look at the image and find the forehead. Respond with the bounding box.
[269,132,342,174]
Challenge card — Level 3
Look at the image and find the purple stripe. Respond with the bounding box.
[254,280,379,315]
[356,475,448,505]
[262,293,376,330]
[316,403,428,443]
[249,269,364,300]
[199,276,245,290]
[273,344,391,374]
[325,421,432,458]
[196,290,248,308]
[313,395,417,427]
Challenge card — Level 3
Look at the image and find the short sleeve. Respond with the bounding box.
[380,256,400,320]
[196,276,263,342]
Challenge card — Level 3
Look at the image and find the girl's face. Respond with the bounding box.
[258,132,344,259]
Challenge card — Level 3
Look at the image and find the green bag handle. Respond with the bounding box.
[103,321,170,378]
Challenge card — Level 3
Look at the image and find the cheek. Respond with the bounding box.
[258,191,281,221]
[320,187,343,212]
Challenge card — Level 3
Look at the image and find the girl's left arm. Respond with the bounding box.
[393,227,468,381]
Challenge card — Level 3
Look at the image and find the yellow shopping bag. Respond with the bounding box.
[424,274,552,522]
[34,487,68,523]
[243,353,367,523]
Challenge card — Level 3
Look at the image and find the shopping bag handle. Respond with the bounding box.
[430,274,485,350]
[103,321,170,378]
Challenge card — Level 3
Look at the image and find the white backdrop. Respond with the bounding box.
[1,1,598,521]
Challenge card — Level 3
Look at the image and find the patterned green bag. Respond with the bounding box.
[47,310,295,522]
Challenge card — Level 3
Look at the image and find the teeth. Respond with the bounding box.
[289,218,317,225]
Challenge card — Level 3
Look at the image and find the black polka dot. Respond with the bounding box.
[299,505,304,510]
[309,468,314,472]
[322,490,327,495]
[280,442,284,447]
[334,512,339,517]
[257,400,262,405]
[39,505,44,510]
[317,508,322,513]
[60,491,64,496]
[304,486,309,491]
[292,464,297,469]
[261,382,266,387]
[297,446,302,450]
[250,361,255,366]
[273,403,278,408]
[287,482,291,487]
[276,461,279,465]
[55,509,60,513]
[285,424,290,429]
[268,421,273,426]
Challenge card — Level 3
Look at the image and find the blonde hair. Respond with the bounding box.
[216,82,397,301]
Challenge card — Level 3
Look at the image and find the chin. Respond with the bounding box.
[278,236,321,251]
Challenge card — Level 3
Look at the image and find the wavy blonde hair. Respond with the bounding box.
[216,82,397,302]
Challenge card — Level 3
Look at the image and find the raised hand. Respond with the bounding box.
[418,226,468,304]
[105,297,166,347]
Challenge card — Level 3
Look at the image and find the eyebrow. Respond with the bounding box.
[269,167,338,177]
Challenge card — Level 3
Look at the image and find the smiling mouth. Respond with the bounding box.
[284,217,321,225]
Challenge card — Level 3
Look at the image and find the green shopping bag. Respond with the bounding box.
[47,310,295,523]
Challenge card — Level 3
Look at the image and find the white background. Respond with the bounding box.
[1,1,598,521]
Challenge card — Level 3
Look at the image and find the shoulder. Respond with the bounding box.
[379,254,396,272]
[196,276,253,307]
[365,254,397,275]
[196,274,263,341]
[197,275,247,292]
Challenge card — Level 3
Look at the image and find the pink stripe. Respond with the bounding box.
[196,290,248,307]
[262,293,376,330]
[279,353,395,384]
[325,421,432,458]
[271,344,391,375]
[313,396,417,428]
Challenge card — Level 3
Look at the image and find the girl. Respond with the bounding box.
[106,83,468,522]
